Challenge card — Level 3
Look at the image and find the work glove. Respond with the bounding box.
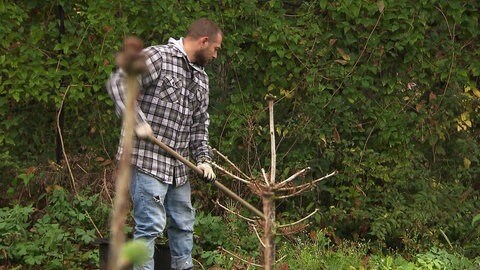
[135,122,153,139]
[197,163,216,183]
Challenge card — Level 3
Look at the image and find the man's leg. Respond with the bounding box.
[131,168,169,270]
[165,181,195,270]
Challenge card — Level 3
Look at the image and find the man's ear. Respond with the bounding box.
[199,36,209,47]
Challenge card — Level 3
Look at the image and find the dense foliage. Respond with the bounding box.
[1,0,479,268]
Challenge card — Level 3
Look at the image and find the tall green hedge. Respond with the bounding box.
[1,0,479,255]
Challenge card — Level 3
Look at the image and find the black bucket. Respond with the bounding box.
[97,239,171,270]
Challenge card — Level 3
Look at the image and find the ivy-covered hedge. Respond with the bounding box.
[1,0,479,258]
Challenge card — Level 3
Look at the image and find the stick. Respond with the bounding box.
[147,134,266,220]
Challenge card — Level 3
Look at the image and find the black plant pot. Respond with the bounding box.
[97,239,171,270]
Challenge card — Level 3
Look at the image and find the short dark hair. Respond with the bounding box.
[186,18,222,41]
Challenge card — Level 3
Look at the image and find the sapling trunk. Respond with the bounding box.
[108,36,145,270]
[262,95,277,270]
[108,75,138,270]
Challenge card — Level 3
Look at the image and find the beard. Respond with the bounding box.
[193,49,209,67]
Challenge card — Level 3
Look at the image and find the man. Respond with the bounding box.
[107,18,222,270]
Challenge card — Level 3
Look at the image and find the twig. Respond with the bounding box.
[103,168,113,205]
[211,163,250,184]
[275,167,311,189]
[278,209,319,228]
[212,148,251,180]
[276,185,311,199]
[251,223,266,248]
[192,258,205,270]
[56,85,77,194]
[434,5,456,113]
[219,247,262,268]
[276,255,287,264]
[359,125,376,165]
[261,168,270,187]
[277,171,337,192]
[324,11,383,108]
[76,164,88,174]
[439,229,453,249]
[85,210,104,238]
[214,199,256,223]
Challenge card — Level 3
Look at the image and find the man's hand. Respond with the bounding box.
[135,122,153,139]
[197,163,216,183]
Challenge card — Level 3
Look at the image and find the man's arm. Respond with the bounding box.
[106,46,162,125]
[106,69,148,124]
[190,88,212,164]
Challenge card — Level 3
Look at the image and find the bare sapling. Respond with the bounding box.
[108,36,147,270]
[212,94,337,269]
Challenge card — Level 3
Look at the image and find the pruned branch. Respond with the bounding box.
[212,148,251,180]
[211,162,251,184]
[261,168,270,186]
[214,199,256,223]
[275,167,311,189]
[278,208,319,228]
[276,185,311,199]
[266,94,277,185]
[277,171,337,192]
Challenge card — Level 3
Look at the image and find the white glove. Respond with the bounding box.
[197,163,216,182]
[135,122,153,139]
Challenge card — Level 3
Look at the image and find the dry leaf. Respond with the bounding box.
[337,48,350,61]
[464,157,471,169]
[329,38,337,46]
[377,0,385,13]
[333,127,341,142]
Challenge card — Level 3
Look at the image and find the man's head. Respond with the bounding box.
[184,18,223,67]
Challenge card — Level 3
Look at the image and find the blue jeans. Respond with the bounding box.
[131,168,195,270]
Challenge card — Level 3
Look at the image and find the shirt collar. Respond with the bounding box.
[168,37,204,72]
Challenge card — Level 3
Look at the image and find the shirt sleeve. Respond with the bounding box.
[106,47,162,124]
[190,83,212,164]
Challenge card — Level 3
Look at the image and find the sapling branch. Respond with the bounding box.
[277,171,337,192]
[250,223,266,247]
[261,168,270,186]
[276,185,311,199]
[275,167,311,189]
[212,148,251,180]
[211,162,251,184]
[214,199,256,223]
[278,208,319,228]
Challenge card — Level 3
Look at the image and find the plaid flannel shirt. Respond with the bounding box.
[107,38,212,185]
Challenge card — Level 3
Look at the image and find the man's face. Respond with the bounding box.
[194,33,222,67]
